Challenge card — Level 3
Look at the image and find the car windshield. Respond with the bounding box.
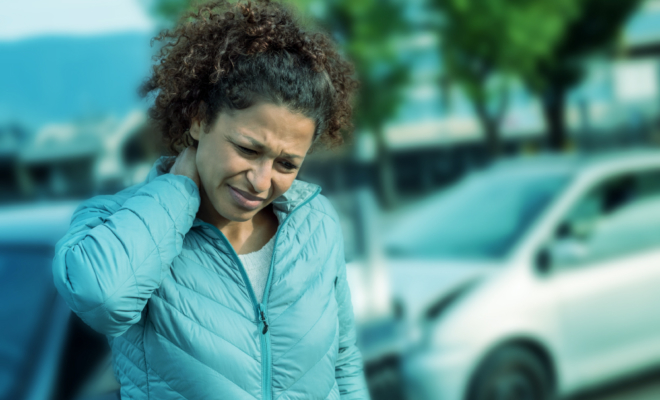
[385,169,571,260]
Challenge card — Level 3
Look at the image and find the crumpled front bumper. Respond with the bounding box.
[400,346,474,400]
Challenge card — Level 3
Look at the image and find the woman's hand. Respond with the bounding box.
[170,146,201,188]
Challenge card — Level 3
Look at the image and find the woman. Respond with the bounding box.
[52,1,369,399]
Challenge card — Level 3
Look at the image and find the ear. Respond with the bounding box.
[190,118,202,141]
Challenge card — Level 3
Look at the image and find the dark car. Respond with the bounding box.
[0,201,119,400]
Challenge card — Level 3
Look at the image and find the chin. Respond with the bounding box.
[214,203,259,222]
[229,211,257,222]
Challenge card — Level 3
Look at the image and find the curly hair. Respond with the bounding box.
[140,0,358,155]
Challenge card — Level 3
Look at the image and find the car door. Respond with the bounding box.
[548,168,660,387]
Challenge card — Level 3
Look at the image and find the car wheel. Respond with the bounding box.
[467,345,553,400]
[365,355,406,400]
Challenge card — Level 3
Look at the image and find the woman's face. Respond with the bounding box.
[190,102,315,222]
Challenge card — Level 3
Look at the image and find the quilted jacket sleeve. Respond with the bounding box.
[52,173,200,337]
[334,222,371,399]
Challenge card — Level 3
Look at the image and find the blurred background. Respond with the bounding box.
[2,0,660,399]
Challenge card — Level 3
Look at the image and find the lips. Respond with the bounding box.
[228,185,265,210]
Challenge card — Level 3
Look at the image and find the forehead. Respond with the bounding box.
[214,103,315,154]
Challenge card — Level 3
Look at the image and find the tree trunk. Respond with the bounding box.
[474,100,501,159]
[483,118,500,159]
[374,128,398,209]
[542,86,567,151]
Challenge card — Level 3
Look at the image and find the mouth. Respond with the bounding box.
[228,185,266,210]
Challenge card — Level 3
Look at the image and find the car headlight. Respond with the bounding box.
[406,279,482,352]
[425,279,480,320]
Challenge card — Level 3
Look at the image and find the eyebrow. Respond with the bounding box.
[239,134,303,160]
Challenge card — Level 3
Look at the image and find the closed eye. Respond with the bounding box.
[280,161,298,171]
[236,145,257,155]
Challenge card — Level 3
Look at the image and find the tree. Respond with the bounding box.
[527,0,643,150]
[430,0,577,157]
[299,0,409,207]
[145,0,188,21]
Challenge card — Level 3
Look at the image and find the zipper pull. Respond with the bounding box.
[258,304,269,334]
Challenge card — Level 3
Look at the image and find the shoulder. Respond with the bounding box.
[307,193,339,221]
[304,193,343,238]
[74,156,176,219]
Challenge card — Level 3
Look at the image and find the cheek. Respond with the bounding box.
[196,140,236,183]
[271,174,298,199]
[195,145,215,183]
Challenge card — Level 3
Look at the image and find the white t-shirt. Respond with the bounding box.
[238,234,276,304]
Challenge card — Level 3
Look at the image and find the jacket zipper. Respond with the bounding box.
[200,186,321,400]
[257,302,271,400]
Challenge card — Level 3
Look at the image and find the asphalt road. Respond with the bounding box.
[365,349,660,400]
[570,374,660,400]
[371,369,660,400]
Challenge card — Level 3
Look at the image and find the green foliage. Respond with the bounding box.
[531,0,644,92]
[298,0,409,132]
[439,0,577,86]
[436,0,577,106]
[142,0,199,25]
[527,0,643,149]
[430,0,643,151]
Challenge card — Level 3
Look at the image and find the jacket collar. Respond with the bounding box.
[148,156,321,225]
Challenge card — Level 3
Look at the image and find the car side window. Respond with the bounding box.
[550,169,660,269]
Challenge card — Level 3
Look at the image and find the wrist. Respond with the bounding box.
[170,167,200,188]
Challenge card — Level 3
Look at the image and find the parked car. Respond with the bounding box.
[390,149,660,400]
[0,201,122,400]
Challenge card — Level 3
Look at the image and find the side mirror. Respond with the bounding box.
[534,238,588,275]
[538,238,588,274]
[535,248,552,275]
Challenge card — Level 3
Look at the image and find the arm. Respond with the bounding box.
[52,173,200,337]
[334,227,371,400]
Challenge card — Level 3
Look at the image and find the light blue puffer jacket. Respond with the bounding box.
[52,157,370,400]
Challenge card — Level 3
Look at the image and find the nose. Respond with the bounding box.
[247,161,272,195]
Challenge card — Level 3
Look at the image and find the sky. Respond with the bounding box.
[0,0,154,41]
[1,0,656,44]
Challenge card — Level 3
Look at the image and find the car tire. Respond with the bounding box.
[466,345,553,400]
[365,355,406,400]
